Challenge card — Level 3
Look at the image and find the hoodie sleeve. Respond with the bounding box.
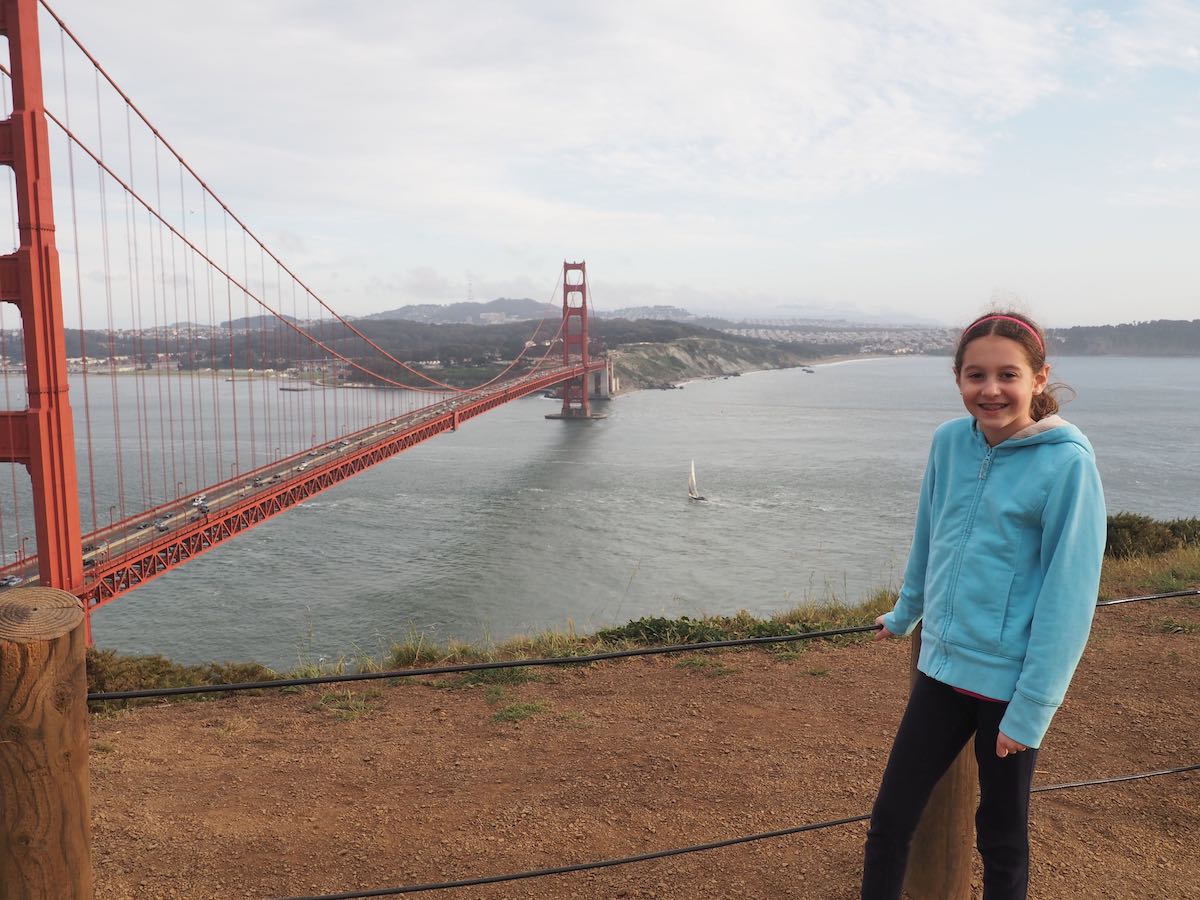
[882,445,935,637]
[999,448,1106,748]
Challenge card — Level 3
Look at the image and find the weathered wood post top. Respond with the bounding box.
[0,588,93,899]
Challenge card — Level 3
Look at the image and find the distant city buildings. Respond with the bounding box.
[722,324,956,354]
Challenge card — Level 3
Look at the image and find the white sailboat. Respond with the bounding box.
[688,459,707,502]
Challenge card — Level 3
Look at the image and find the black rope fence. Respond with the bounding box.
[87,588,1198,703]
[273,763,1200,900]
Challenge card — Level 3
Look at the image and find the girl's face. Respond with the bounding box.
[956,334,1049,446]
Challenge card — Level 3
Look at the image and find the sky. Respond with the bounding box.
[30,1,1200,327]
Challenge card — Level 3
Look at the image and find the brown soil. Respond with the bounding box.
[89,596,1199,899]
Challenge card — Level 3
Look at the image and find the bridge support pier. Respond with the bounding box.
[0,588,92,899]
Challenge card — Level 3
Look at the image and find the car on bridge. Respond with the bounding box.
[0,575,23,588]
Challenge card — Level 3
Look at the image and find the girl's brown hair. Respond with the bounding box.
[954,311,1069,420]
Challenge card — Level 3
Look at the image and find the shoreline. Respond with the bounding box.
[612,353,899,395]
[87,542,1200,682]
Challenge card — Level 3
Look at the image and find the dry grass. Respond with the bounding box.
[1099,545,1200,599]
[87,550,1197,706]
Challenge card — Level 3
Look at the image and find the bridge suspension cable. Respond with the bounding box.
[0,1,598,602]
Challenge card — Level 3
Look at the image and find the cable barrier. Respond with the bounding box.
[273,763,1200,900]
[87,588,1199,703]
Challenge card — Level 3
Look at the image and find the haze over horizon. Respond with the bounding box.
[45,1,1200,329]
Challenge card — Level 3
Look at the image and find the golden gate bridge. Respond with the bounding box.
[0,0,609,634]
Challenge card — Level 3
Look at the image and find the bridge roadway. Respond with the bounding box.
[0,360,606,614]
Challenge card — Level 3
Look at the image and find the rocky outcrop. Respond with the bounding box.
[609,337,813,391]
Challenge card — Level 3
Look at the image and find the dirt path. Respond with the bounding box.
[88,596,1199,899]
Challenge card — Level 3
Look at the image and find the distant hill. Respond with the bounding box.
[598,305,695,322]
[365,297,557,325]
[223,314,297,331]
[1049,319,1200,355]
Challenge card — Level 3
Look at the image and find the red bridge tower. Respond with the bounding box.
[557,261,592,418]
[0,0,84,594]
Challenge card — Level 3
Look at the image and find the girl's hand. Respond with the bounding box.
[873,615,894,642]
[996,731,1028,758]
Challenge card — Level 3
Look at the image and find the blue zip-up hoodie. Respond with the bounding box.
[882,414,1106,749]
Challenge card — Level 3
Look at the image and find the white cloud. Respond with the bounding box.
[1108,186,1198,208]
[48,1,1067,208]
[1083,0,1200,71]
[1151,152,1200,171]
[26,1,1200,325]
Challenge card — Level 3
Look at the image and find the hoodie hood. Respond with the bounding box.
[978,414,1095,455]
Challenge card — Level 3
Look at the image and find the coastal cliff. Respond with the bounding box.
[608,336,813,391]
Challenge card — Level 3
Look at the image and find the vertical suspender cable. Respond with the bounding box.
[258,250,271,468]
[289,279,299,453]
[148,145,172,502]
[60,26,99,536]
[94,70,126,523]
[320,304,329,444]
[241,230,256,470]
[123,104,152,511]
[223,210,240,478]
[201,192,222,484]
[169,199,189,497]
[157,142,178,499]
[181,166,201,491]
[273,263,282,456]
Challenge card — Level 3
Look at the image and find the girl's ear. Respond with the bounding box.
[1033,364,1050,395]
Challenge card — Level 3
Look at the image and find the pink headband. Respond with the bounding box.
[964,315,1043,351]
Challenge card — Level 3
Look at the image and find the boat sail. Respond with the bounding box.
[688,459,706,501]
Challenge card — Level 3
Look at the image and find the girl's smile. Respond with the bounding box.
[956,334,1049,446]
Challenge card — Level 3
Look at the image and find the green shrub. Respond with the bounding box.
[1106,513,1182,558]
[596,615,730,644]
[1166,518,1200,549]
[86,648,275,694]
[86,649,278,711]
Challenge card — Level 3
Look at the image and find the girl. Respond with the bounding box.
[861,311,1106,900]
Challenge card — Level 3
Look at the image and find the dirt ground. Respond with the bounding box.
[88,595,1199,900]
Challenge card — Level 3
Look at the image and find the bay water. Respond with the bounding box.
[89,355,1199,669]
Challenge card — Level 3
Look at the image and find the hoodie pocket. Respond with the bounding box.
[998,569,1036,658]
[947,565,1018,657]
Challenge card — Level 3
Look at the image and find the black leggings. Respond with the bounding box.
[862,672,1039,900]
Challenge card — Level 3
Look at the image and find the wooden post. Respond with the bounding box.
[902,623,976,899]
[0,588,92,899]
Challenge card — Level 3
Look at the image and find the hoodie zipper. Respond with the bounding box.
[939,443,997,650]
